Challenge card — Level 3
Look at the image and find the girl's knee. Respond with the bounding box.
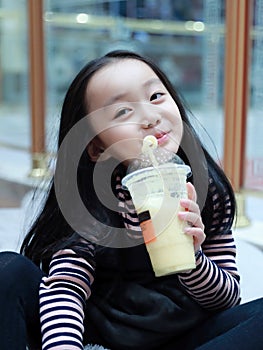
[249,297,263,316]
[0,251,42,294]
[0,251,21,272]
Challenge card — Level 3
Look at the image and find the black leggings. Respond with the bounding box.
[166,297,263,350]
[0,251,262,350]
[0,251,43,350]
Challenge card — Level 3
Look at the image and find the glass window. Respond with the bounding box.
[44,0,226,161]
[0,0,29,150]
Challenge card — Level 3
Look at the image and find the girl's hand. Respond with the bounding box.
[178,182,206,253]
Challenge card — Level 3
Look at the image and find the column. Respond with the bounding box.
[28,0,48,177]
[223,0,253,226]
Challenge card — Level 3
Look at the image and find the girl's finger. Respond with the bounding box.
[186,182,197,202]
[180,198,200,215]
[184,227,206,251]
[178,211,204,231]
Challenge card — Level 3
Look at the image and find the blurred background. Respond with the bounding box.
[0,0,263,188]
[0,0,262,301]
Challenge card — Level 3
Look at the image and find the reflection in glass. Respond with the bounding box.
[0,0,29,149]
[44,0,225,163]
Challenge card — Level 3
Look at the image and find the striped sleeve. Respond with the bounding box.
[178,179,241,310]
[116,176,141,230]
[39,247,95,350]
[178,231,241,310]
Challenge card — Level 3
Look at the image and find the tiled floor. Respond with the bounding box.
[0,146,262,304]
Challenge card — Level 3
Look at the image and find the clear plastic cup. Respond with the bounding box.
[122,162,196,276]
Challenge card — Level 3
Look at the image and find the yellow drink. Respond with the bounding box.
[122,164,196,276]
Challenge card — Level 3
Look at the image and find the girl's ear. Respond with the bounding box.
[87,139,111,162]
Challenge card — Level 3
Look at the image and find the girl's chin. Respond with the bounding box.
[160,142,179,155]
[161,136,181,154]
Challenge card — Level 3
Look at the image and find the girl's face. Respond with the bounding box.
[86,59,183,164]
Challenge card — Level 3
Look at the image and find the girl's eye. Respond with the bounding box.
[150,92,164,101]
[115,108,131,118]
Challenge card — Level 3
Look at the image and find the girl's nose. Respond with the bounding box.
[141,116,161,129]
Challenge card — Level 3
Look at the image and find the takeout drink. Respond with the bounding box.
[122,137,196,276]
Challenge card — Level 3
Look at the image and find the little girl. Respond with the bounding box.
[0,50,262,350]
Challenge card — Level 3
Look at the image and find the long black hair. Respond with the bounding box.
[20,50,236,267]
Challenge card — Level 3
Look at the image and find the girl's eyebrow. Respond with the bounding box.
[143,77,162,88]
[103,93,128,107]
[103,78,163,107]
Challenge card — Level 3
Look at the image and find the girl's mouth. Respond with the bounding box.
[155,132,169,145]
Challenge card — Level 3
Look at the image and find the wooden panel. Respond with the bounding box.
[28,0,46,154]
[223,0,252,191]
